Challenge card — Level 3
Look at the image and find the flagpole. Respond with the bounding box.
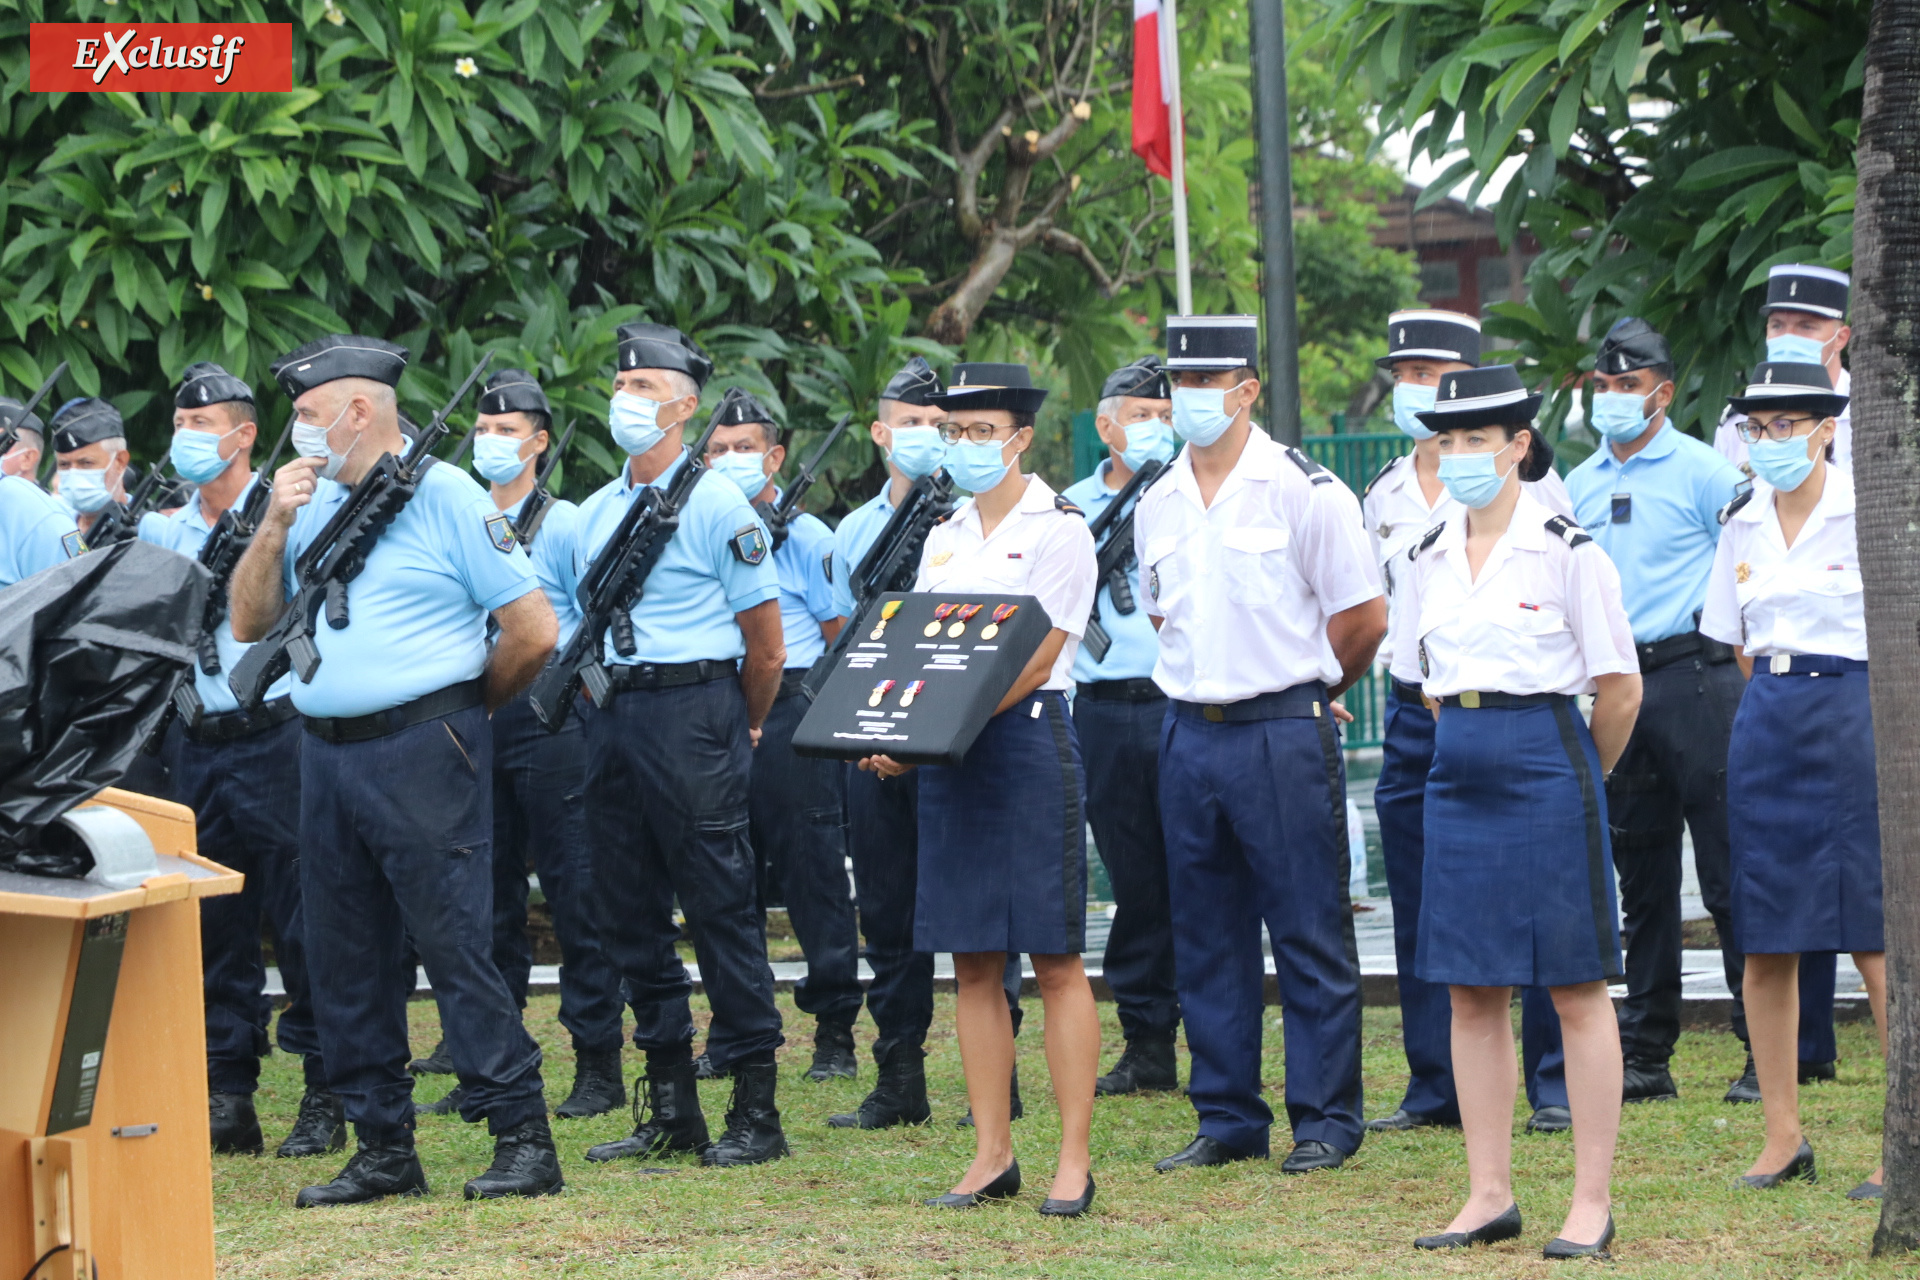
[1163,0,1193,316]
[1250,0,1301,445]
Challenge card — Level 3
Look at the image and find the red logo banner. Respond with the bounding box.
[29,23,293,93]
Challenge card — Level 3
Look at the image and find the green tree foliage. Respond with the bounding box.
[1333,0,1866,441]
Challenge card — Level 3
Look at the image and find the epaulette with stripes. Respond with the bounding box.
[1544,514,1593,547]
[1054,495,1084,516]
[1718,486,1755,526]
[1285,445,1335,485]
[1407,522,1445,560]
[1362,454,1402,501]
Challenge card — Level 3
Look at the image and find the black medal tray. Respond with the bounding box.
[792,591,1049,767]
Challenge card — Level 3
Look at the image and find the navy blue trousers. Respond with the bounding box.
[300,705,546,1140]
[1073,691,1180,1040]
[1160,695,1365,1157]
[490,694,624,1053]
[584,677,783,1070]
[749,684,862,1024]
[1374,688,1566,1119]
[165,716,324,1094]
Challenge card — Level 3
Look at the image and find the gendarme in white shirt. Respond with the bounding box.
[1714,367,1852,475]
[915,471,1096,691]
[1699,466,1865,661]
[1362,453,1575,684]
[1133,428,1381,704]
[1402,490,1638,699]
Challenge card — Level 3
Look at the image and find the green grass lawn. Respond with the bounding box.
[214,995,1896,1278]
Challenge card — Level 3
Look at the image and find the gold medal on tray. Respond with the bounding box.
[980,602,1018,640]
[925,603,958,637]
[870,599,903,640]
[948,603,983,638]
[868,679,897,708]
[899,680,926,708]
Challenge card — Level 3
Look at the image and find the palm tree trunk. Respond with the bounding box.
[1857,0,1920,1256]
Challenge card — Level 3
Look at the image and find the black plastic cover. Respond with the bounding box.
[0,539,208,874]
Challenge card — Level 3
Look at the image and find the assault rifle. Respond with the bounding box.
[799,467,956,697]
[0,361,68,459]
[227,352,495,708]
[1078,457,1167,665]
[83,460,174,550]
[187,412,298,679]
[753,413,851,551]
[508,419,576,548]
[527,414,725,732]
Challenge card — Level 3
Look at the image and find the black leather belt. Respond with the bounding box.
[187,696,298,745]
[1437,691,1571,709]
[303,679,485,745]
[1636,629,1735,671]
[1076,678,1165,703]
[1390,677,1425,704]
[603,659,737,696]
[1173,682,1330,723]
[777,668,809,699]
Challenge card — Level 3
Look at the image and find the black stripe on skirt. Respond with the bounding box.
[1549,697,1624,982]
[1043,695,1087,953]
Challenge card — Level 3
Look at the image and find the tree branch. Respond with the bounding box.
[754,74,866,100]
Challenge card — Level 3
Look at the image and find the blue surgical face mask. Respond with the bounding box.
[944,440,1014,493]
[1748,433,1820,492]
[710,450,770,497]
[1436,444,1518,510]
[472,433,532,486]
[1766,332,1830,366]
[1590,390,1658,442]
[1120,417,1177,469]
[609,391,666,457]
[61,466,115,513]
[169,425,240,484]
[885,425,947,480]
[1171,382,1247,447]
[1391,382,1437,439]
[291,403,358,481]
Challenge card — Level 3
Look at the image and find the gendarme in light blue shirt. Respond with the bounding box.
[0,473,81,586]
[281,460,538,718]
[828,485,894,622]
[503,492,582,648]
[1063,462,1160,683]
[772,508,839,668]
[562,452,779,664]
[138,478,293,715]
[1565,422,1747,644]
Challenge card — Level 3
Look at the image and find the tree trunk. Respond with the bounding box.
[1857,0,1920,1256]
[925,227,1026,346]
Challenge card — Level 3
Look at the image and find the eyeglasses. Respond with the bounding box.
[1734,415,1820,443]
[938,421,1019,445]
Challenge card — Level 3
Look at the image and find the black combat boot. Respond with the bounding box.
[701,1060,789,1166]
[827,1040,931,1129]
[210,1091,263,1156]
[583,1060,709,1162]
[409,1039,455,1075]
[957,1065,1024,1128]
[276,1087,347,1157]
[1622,1057,1678,1103]
[463,1115,565,1199]
[807,1019,858,1082]
[693,1051,721,1080]
[555,1042,626,1119]
[294,1140,428,1207]
[1095,1033,1179,1096]
[1725,1052,1762,1104]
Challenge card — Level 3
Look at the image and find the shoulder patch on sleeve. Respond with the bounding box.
[1053,494,1084,516]
[822,550,833,583]
[484,511,518,552]
[1544,514,1593,547]
[1362,454,1401,500]
[1718,485,1755,526]
[1285,445,1334,484]
[731,524,769,565]
[1408,521,1446,561]
[60,529,84,559]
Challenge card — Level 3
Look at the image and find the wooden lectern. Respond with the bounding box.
[0,788,238,1280]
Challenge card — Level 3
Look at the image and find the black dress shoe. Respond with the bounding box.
[1367,1108,1454,1133]
[464,1116,565,1199]
[1737,1140,1816,1189]
[555,1044,626,1119]
[409,1039,455,1075]
[1543,1212,1614,1261]
[209,1091,263,1156]
[1526,1105,1572,1134]
[1155,1135,1258,1172]
[1039,1175,1095,1217]
[1280,1139,1348,1174]
[1621,1059,1678,1103]
[415,1083,467,1118]
[1414,1203,1522,1250]
[957,1065,1023,1127]
[295,1142,429,1207]
[827,1040,931,1129]
[1095,1036,1178,1096]
[924,1161,1020,1208]
[276,1088,346,1158]
[585,1062,710,1162]
[806,1019,858,1082]
[1848,1179,1884,1200]
[1800,1059,1838,1084]
[1724,1054,1762,1104]
[700,1061,790,1166]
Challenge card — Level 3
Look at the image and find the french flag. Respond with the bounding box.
[1131,0,1178,179]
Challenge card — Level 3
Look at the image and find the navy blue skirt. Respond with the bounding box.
[1416,699,1623,988]
[1727,661,1884,954]
[915,691,1088,955]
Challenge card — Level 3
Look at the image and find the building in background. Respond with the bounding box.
[1372,183,1540,317]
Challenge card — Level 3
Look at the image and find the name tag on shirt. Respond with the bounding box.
[1611,493,1631,524]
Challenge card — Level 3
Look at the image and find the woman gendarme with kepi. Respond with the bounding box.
[1700,361,1887,1199]
[1396,363,1643,1260]
[857,362,1102,1218]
